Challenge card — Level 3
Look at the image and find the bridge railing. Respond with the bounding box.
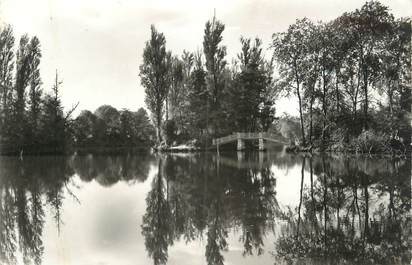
[212,132,287,145]
[212,134,237,145]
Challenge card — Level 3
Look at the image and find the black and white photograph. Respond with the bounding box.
[0,0,411,264]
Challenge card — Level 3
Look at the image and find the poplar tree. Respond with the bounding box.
[13,35,31,146]
[0,25,15,134]
[203,14,226,137]
[27,36,42,145]
[140,25,170,143]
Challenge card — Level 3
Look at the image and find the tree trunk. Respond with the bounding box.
[335,69,340,114]
[165,96,169,121]
[322,157,327,249]
[363,67,369,130]
[294,62,306,146]
[337,176,341,230]
[322,71,328,148]
[296,84,306,146]
[399,86,411,146]
[309,95,313,145]
[205,91,209,149]
[157,114,162,143]
[388,88,394,132]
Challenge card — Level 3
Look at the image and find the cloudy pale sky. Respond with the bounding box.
[0,0,411,116]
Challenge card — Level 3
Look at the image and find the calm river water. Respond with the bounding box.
[0,150,410,265]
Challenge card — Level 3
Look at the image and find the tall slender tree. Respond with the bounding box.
[140,25,170,143]
[229,37,267,132]
[26,37,42,145]
[188,52,208,139]
[13,35,31,147]
[0,25,15,133]
[203,14,227,137]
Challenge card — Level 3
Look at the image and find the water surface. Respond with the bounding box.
[0,151,410,265]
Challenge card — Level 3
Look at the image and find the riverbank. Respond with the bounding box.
[0,145,151,156]
[1,141,409,159]
[155,144,200,152]
[285,142,410,159]
[155,140,410,160]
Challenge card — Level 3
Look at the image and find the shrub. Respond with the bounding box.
[351,130,389,154]
[329,127,349,152]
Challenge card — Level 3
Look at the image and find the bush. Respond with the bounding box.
[329,127,349,152]
[351,130,389,154]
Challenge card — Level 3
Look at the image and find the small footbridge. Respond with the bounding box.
[212,132,288,151]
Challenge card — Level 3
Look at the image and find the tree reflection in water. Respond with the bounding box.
[275,156,411,265]
[141,153,280,265]
[0,156,73,265]
[71,154,153,185]
[0,153,410,265]
[0,153,153,265]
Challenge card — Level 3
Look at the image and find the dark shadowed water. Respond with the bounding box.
[0,150,410,265]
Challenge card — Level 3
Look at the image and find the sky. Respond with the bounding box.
[0,0,411,117]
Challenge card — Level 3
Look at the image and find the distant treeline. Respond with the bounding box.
[140,1,411,154]
[0,27,155,154]
[73,105,155,150]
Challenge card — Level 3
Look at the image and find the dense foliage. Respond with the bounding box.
[141,17,277,148]
[272,2,411,153]
[72,105,155,150]
[0,26,75,154]
[141,2,410,154]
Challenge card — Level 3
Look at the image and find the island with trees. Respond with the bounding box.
[0,1,410,156]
